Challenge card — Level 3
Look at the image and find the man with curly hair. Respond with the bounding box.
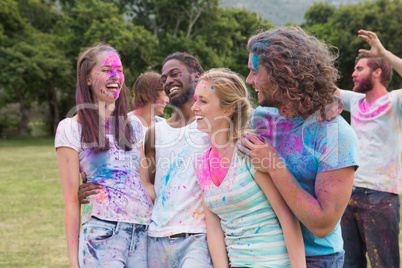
[338,30,402,268]
[238,27,360,267]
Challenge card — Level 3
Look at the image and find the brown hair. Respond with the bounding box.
[248,27,339,119]
[76,43,133,153]
[355,53,393,87]
[133,72,164,109]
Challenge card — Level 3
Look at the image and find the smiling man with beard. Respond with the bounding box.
[238,27,360,267]
[337,30,402,268]
[144,52,213,268]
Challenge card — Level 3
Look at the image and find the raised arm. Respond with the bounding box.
[253,171,306,267]
[358,29,402,77]
[56,147,80,268]
[202,199,229,268]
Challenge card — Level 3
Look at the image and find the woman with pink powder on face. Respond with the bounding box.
[55,43,155,267]
[192,68,306,268]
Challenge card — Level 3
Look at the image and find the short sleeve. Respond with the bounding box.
[240,149,258,177]
[340,89,364,112]
[250,106,279,138]
[55,118,82,152]
[246,161,258,177]
[127,113,145,144]
[317,119,359,173]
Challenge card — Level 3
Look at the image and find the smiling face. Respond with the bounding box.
[87,50,124,104]
[352,58,374,93]
[191,81,228,134]
[246,53,281,108]
[161,59,197,107]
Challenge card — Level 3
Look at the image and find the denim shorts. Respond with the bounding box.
[148,233,212,268]
[79,216,148,267]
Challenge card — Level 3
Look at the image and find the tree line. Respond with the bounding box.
[0,0,401,136]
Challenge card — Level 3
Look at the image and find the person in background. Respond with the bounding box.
[337,29,402,268]
[129,71,169,133]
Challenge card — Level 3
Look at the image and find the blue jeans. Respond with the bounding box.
[341,187,400,268]
[306,250,344,268]
[148,233,212,268]
[79,217,148,267]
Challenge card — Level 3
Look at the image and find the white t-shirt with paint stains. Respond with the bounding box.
[341,89,402,194]
[148,120,210,237]
[55,117,153,225]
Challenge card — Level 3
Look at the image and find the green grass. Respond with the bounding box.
[0,136,401,267]
[0,136,68,267]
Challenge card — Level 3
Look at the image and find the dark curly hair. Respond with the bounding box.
[162,52,204,75]
[248,27,340,119]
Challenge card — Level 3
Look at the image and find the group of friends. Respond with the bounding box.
[55,27,402,267]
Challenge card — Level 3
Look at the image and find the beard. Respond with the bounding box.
[258,90,282,108]
[353,75,374,93]
[169,76,195,107]
[169,89,192,107]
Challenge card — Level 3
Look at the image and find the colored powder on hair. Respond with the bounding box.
[252,54,259,71]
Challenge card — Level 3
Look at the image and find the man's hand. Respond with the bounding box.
[357,29,387,58]
[237,133,277,173]
[78,172,102,204]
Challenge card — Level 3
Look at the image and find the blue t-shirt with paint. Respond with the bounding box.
[251,106,359,256]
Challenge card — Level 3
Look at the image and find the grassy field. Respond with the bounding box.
[0,136,68,267]
[0,136,401,267]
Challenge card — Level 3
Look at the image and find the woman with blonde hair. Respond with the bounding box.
[192,68,305,267]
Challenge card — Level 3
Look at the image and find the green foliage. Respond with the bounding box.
[0,0,72,135]
[303,0,402,91]
[304,3,335,26]
[7,0,402,135]
[0,0,26,38]
[221,0,364,26]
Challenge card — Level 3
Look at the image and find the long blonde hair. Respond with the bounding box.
[199,68,251,141]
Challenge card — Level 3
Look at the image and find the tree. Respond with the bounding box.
[304,2,335,26]
[303,0,402,91]
[54,0,159,96]
[0,0,71,135]
[1,0,276,136]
